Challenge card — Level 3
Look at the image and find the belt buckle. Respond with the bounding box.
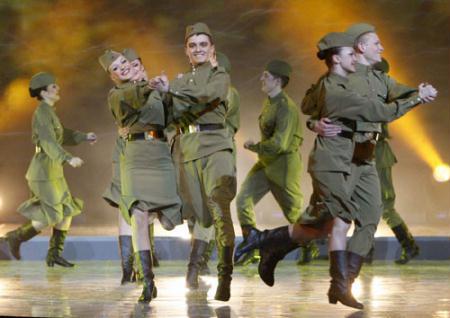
[144,131,154,140]
[188,124,199,134]
[35,146,41,153]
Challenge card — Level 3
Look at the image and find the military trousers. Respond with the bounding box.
[376,164,405,228]
[177,150,236,247]
[236,160,302,228]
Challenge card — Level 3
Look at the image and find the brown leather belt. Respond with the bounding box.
[128,130,166,141]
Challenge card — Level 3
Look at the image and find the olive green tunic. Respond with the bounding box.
[236,91,303,227]
[108,82,182,228]
[301,73,420,224]
[18,102,86,226]
[168,62,235,246]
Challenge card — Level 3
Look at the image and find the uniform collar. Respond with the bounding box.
[191,61,212,73]
[328,72,349,85]
[355,62,372,75]
[268,90,286,103]
[115,81,133,89]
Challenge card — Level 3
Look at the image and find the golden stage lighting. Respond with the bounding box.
[433,164,450,183]
[0,196,3,210]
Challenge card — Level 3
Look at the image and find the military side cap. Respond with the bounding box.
[317,32,355,51]
[265,59,292,78]
[216,52,231,74]
[122,48,140,61]
[29,72,56,90]
[185,22,213,42]
[373,57,390,73]
[346,23,376,39]
[99,49,121,71]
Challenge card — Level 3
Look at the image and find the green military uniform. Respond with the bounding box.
[372,58,419,264]
[236,63,303,229]
[169,61,235,243]
[301,71,421,226]
[376,123,402,227]
[303,25,420,257]
[107,80,182,229]
[18,101,86,226]
[168,22,235,301]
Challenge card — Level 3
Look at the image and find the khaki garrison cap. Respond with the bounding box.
[98,49,121,72]
[216,52,231,74]
[185,22,213,42]
[317,32,355,51]
[346,23,376,40]
[122,48,140,61]
[29,72,56,90]
[265,59,292,79]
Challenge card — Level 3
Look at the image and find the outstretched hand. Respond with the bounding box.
[418,83,438,103]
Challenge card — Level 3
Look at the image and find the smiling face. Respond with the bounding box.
[358,32,384,65]
[336,47,357,73]
[108,55,135,83]
[129,58,147,81]
[41,83,60,103]
[185,33,215,66]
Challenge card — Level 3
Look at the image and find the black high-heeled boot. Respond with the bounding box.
[328,250,364,309]
[46,229,74,267]
[118,235,135,284]
[186,239,208,289]
[136,250,157,303]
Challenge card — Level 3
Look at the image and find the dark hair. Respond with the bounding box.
[317,47,344,68]
[29,86,47,100]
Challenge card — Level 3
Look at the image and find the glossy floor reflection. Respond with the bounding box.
[0,260,448,317]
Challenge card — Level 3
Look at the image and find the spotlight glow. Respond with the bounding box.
[433,164,450,183]
[0,196,3,210]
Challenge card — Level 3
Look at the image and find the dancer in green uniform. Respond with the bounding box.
[0,72,96,267]
[235,31,437,309]
[99,49,182,303]
[371,58,420,264]
[185,51,240,280]
[151,23,235,301]
[234,59,303,266]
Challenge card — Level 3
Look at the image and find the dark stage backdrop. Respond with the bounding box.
[0,0,448,236]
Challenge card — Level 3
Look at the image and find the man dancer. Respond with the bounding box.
[234,59,303,266]
[152,23,235,301]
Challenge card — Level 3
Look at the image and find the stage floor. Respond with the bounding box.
[0,260,448,318]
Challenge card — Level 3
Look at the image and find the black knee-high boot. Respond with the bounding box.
[392,223,419,264]
[347,251,364,286]
[136,250,157,303]
[149,224,159,267]
[199,239,215,275]
[46,229,74,267]
[119,235,135,284]
[234,226,299,287]
[186,239,208,289]
[328,250,363,309]
[1,222,40,260]
[214,245,234,301]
